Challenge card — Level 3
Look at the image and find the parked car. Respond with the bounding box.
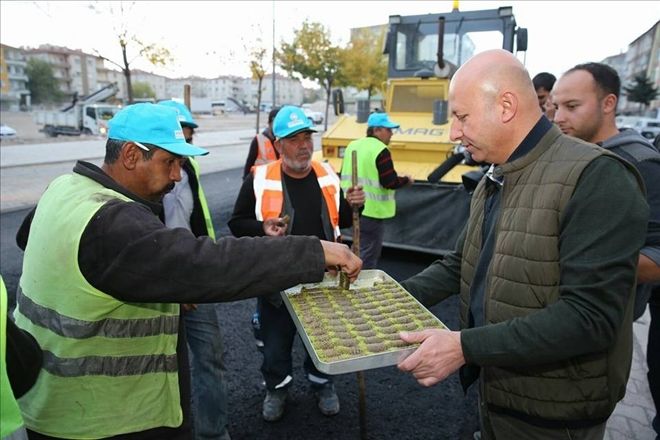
[634,118,660,140]
[616,115,660,139]
[0,124,17,139]
[303,107,324,125]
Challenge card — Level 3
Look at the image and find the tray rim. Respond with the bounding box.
[281,269,447,375]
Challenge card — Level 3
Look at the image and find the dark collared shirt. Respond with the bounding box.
[469,116,552,327]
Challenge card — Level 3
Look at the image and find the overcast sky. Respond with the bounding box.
[1,1,658,87]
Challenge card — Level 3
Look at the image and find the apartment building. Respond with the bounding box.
[132,69,168,99]
[0,43,30,111]
[260,73,304,106]
[25,45,105,99]
[97,67,126,102]
[9,42,314,111]
[619,20,660,115]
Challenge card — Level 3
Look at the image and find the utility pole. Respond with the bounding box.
[272,0,276,107]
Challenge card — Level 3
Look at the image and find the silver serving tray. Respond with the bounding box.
[281,269,447,375]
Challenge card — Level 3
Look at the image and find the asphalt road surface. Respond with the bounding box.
[0,167,479,440]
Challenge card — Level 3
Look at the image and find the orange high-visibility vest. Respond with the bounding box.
[254,133,278,166]
[253,159,341,240]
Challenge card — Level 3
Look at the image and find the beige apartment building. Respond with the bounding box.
[0,43,30,111]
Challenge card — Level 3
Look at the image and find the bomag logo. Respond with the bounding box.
[394,127,444,136]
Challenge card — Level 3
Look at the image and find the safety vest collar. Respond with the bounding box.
[253,160,341,240]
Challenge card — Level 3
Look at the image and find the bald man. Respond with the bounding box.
[398,50,649,439]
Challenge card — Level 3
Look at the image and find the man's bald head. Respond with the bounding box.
[448,50,542,164]
[451,50,537,110]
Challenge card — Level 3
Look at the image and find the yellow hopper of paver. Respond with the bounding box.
[316,5,528,254]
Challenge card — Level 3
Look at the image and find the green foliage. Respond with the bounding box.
[249,47,268,81]
[277,20,346,129]
[25,58,64,104]
[624,74,658,109]
[135,39,172,67]
[278,20,346,89]
[131,81,156,99]
[343,28,388,100]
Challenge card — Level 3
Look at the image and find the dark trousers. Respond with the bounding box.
[359,215,385,269]
[258,297,331,391]
[649,286,660,437]
[184,304,228,439]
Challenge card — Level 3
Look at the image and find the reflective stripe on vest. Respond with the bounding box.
[188,158,216,239]
[340,137,396,219]
[1,276,25,437]
[14,173,182,438]
[253,160,341,240]
[255,133,277,166]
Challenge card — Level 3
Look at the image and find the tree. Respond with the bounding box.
[624,73,658,113]
[342,28,388,101]
[132,81,156,100]
[249,44,268,134]
[89,2,172,104]
[278,20,347,130]
[25,58,64,104]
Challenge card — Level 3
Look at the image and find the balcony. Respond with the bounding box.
[8,73,28,82]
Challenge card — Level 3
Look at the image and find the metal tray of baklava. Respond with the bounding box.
[281,269,447,375]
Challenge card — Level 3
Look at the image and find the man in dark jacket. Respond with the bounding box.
[229,105,365,422]
[13,103,361,440]
[553,62,660,439]
[397,50,648,439]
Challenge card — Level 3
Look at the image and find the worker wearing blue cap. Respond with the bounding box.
[158,100,230,440]
[340,111,414,269]
[13,102,362,439]
[229,105,365,422]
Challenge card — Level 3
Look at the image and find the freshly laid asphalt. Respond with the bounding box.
[0,133,655,439]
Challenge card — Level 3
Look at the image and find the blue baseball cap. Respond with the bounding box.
[367,112,400,129]
[157,100,198,128]
[108,103,208,156]
[273,105,317,139]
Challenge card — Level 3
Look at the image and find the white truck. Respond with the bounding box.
[35,83,122,137]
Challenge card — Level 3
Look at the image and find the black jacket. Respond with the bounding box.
[17,161,326,440]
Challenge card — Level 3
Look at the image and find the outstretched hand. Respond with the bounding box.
[397,329,465,387]
[320,240,362,281]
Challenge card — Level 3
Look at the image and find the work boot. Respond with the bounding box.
[262,389,287,422]
[314,383,340,416]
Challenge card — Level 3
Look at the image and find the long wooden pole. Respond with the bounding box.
[352,150,367,440]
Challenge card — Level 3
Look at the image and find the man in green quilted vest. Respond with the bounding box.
[13,103,362,440]
[340,112,413,268]
[398,50,649,439]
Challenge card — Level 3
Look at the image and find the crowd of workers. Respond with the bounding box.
[1,48,659,440]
